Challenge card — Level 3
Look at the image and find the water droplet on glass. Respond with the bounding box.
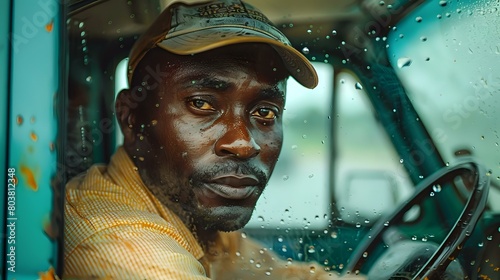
[439,0,447,6]
[257,216,265,222]
[308,246,316,253]
[412,235,417,241]
[487,235,493,241]
[433,184,442,192]
[420,36,427,42]
[400,159,404,163]
[363,251,369,258]
[354,82,363,90]
[478,242,484,247]
[86,76,92,83]
[16,115,23,125]
[332,30,337,35]
[302,47,310,54]
[430,192,435,197]
[241,232,247,238]
[397,57,412,68]
[415,16,423,22]
[282,175,289,181]
[291,145,298,150]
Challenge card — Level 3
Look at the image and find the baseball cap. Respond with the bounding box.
[127,0,318,89]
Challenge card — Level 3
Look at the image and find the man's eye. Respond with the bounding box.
[190,99,214,110]
[252,108,277,119]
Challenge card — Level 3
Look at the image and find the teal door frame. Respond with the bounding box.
[2,0,64,278]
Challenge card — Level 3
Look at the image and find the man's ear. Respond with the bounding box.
[115,88,137,144]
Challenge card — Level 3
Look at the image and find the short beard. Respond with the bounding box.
[141,160,268,233]
[191,205,255,232]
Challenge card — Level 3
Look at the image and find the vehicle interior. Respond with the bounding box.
[1,0,499,279]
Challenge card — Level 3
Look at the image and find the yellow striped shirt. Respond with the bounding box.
[64,147,346,279]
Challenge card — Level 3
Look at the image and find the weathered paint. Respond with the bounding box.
[4,0,61,278]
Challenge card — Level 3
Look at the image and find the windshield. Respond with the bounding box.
[387,0,500,210]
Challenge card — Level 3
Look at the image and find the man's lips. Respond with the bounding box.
[202,175,259,200]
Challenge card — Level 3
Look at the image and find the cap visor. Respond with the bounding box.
[157,27,318,89]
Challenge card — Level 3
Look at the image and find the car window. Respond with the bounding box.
[387,0,500,210]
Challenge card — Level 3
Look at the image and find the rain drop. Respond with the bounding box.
[257,216,265,222]
[439,0,447,6]
[302,47,310,54]
[433,184,442,192]
[354,82,363,90]
[308,246,316,253]
[415,16,423,22]
[397,57,412,68]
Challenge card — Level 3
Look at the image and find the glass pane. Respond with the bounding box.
[387,0,500,210]
[334,72,413,225]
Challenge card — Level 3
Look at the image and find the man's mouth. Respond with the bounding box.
[202,175,260,200]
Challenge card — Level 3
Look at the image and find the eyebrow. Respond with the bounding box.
[260,87,286,103]
[183,77,230,90]
[181,76,285,102]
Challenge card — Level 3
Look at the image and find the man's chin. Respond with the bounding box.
[199,205,254,232]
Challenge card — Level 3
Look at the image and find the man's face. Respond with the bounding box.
[124,44,288,232]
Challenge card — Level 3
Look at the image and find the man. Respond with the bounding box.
[64,0,362,279]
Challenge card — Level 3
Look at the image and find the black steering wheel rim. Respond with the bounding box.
[344,161,490,279]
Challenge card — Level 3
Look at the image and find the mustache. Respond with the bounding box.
[190,162,268,188]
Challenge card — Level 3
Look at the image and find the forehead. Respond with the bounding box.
[134,43,290,86]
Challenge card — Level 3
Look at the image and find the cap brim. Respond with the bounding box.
[157,27,318,89]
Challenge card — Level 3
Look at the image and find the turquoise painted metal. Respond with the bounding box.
[3,0,61,278]
[1,0,11,276]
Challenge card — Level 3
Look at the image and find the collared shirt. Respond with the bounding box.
[64,147,341,279]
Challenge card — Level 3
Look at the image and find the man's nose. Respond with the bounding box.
[214,120,261,159]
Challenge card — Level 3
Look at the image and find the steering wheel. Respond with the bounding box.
[344,161,490,279]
